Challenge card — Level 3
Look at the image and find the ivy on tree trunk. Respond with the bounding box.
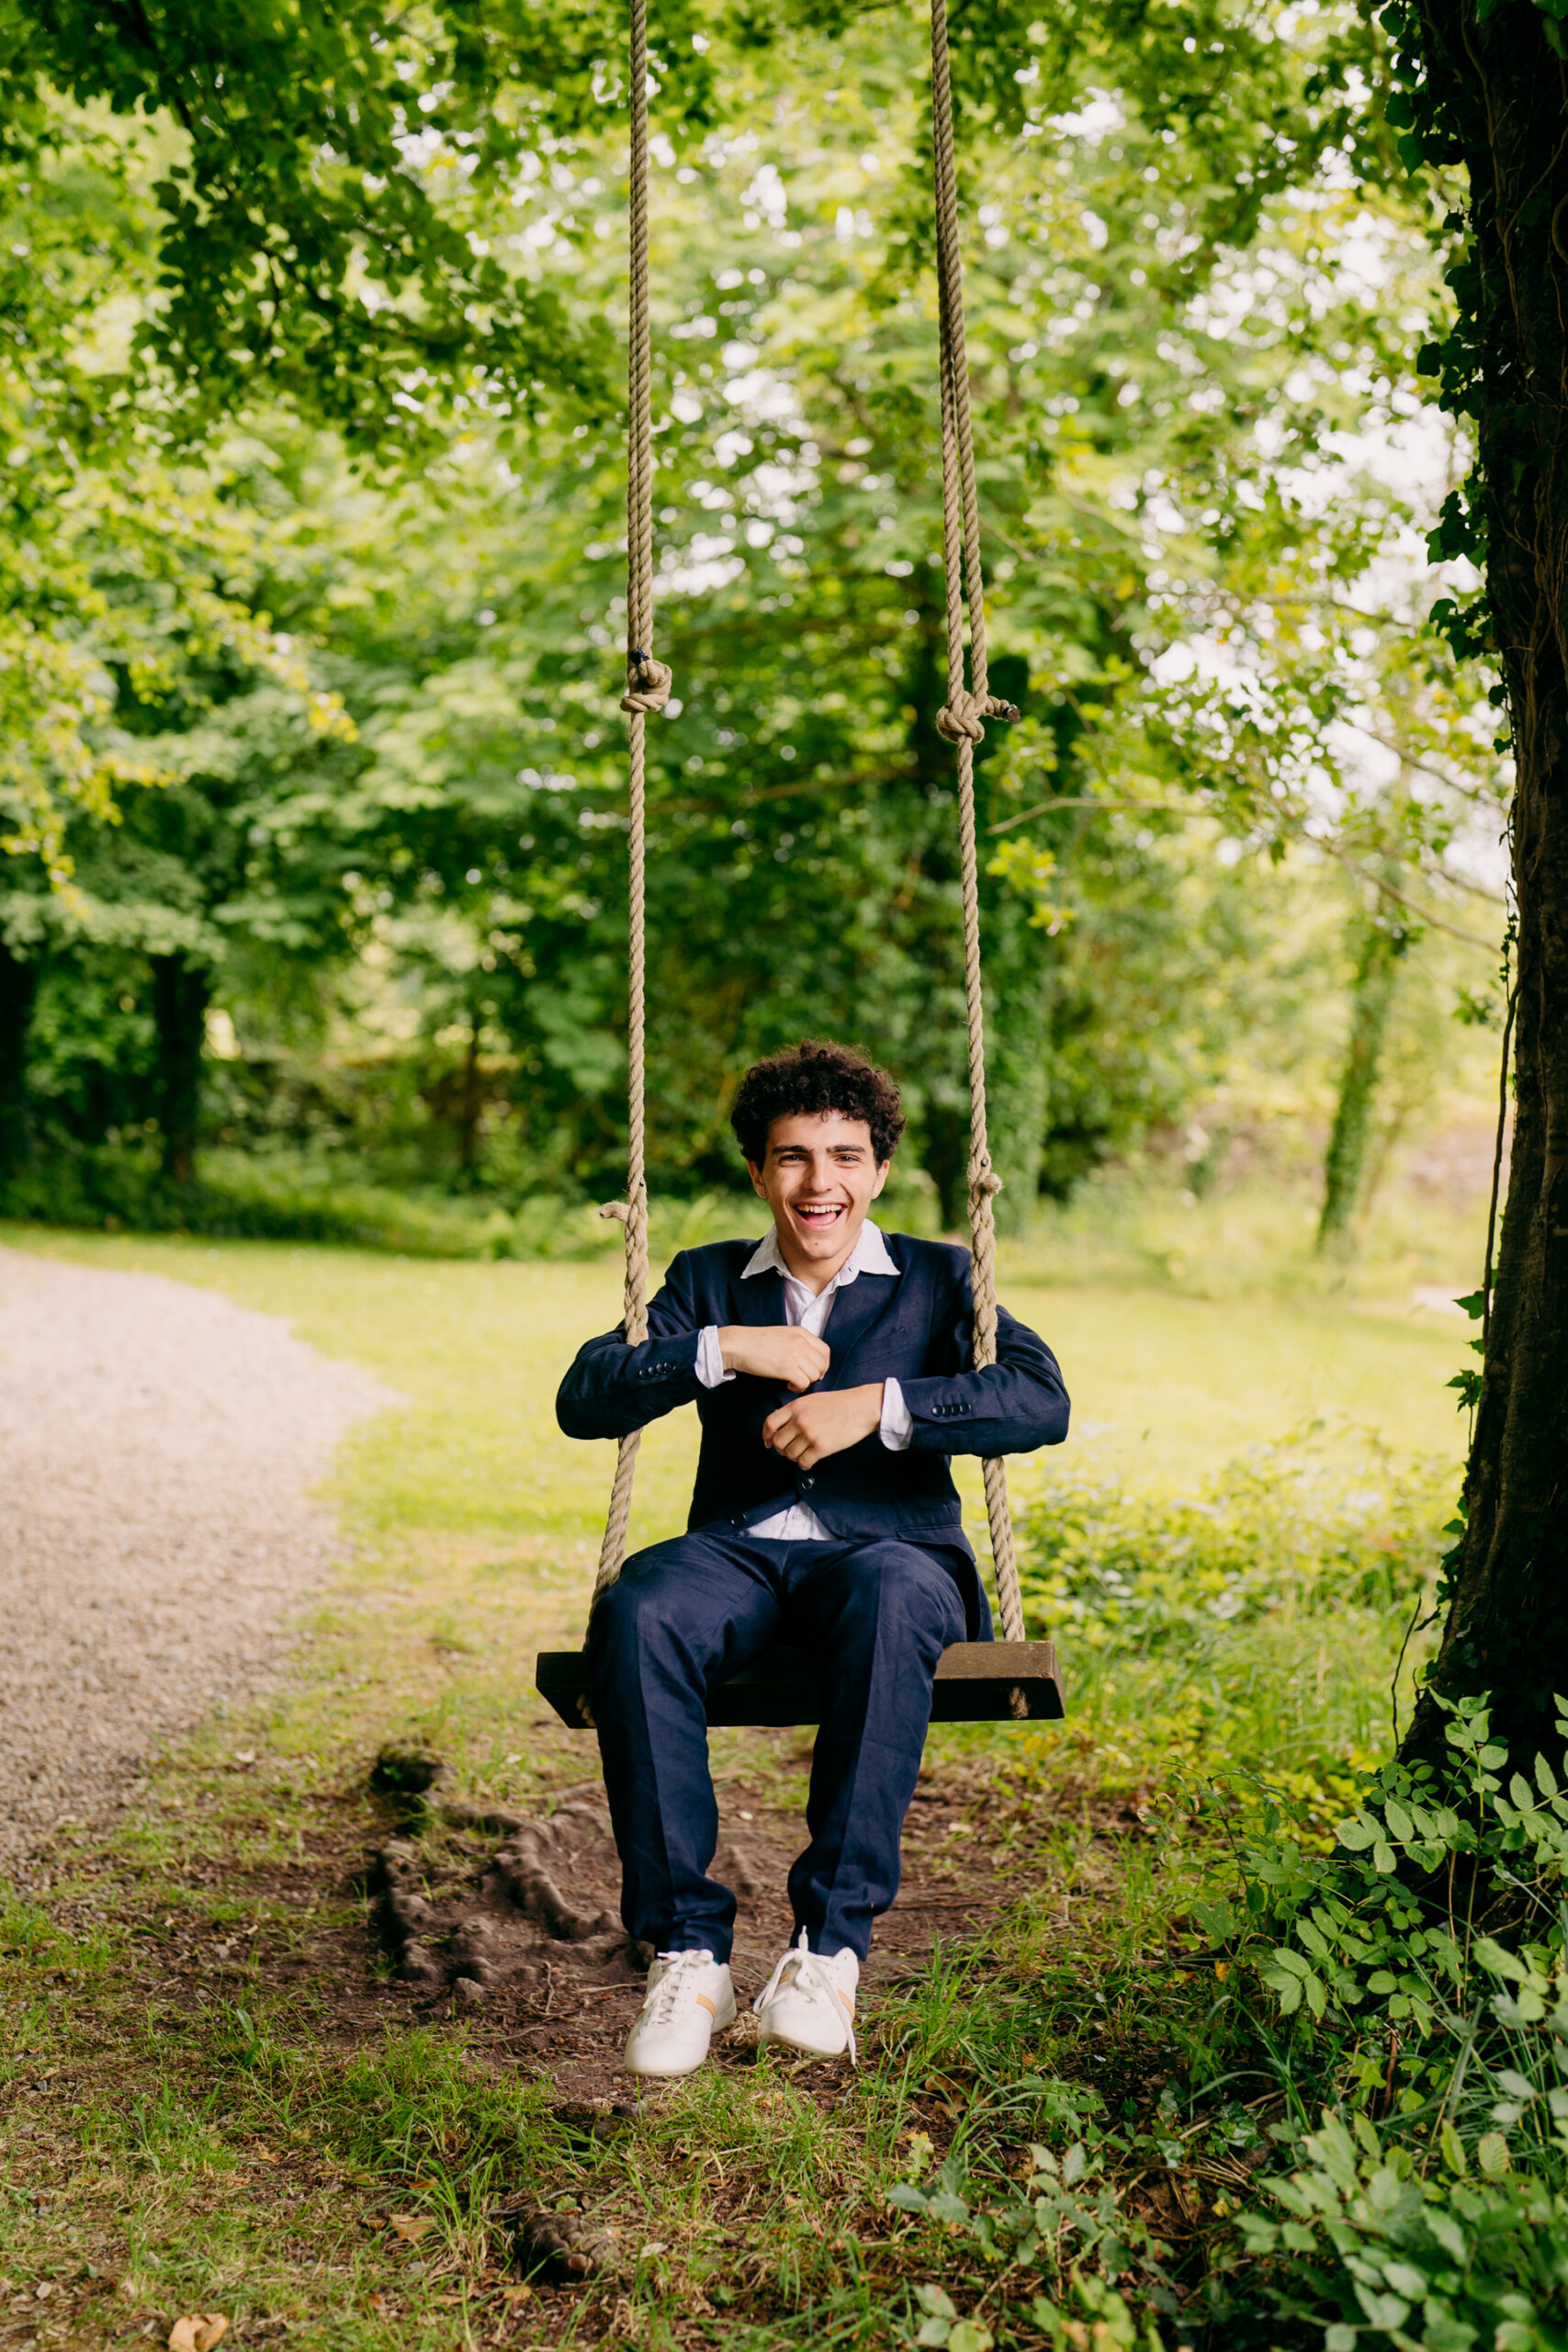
[1392,0,1568,1765]
[1317,916,1403,1259]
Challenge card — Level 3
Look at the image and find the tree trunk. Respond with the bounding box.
[457,1014,483,1178]
[0,936,37,1177]
[1316,917,1400,1259]
[1399,0,1568,1770]
[151,955,209,1186]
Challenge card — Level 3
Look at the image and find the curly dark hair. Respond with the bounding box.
[729,1039,906,1168]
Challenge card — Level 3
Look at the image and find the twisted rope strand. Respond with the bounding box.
[594,0,661,1605]
[929,0,1025,1656]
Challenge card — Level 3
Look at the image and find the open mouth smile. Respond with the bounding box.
[793,1202,848,1234]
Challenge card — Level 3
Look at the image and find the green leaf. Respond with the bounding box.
[948,2327,993,2352]
[1536,1753,1559,1798]
[915,2286,958,2320]
[1372,1840,1396,1874]
[1267,1972,1303,2015]
[1477,2132,1510,2176]
[1440,2122,1468,2177]
[1383,1797,1414,1842]
[1356,2290,1411,2331]
[1337,1815,1378,1851]
[916,2323,951,2349]
[887,2185,929,2212]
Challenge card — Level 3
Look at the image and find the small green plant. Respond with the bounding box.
[1019,1439,1447,1653]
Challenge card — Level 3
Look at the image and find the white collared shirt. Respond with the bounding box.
[694,1217,912,1541]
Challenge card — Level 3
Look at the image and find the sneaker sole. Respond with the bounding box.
[757,2028,848,2062]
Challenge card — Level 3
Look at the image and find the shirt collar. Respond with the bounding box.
[741,1217,898,1285]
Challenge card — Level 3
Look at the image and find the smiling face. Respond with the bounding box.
[748,1110,890,1291]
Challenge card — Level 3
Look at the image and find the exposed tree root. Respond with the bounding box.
[496,2195,624,2281]
[368,1753,645,2004]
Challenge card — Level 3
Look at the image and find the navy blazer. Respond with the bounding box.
[556,1231,1069,1639]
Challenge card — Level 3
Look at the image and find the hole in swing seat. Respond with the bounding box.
[535,1640,1065,1729]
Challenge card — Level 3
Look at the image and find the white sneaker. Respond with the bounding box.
[754,1930,859,2063]
[624,1949,736,2078]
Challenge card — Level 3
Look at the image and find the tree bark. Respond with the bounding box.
[0,936,37,1177]
[1400,0,1568,1770]
[151,955,209,1186]
[1316,916,1401,1259]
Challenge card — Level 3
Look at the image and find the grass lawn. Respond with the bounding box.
[0,1225,1472,2349]
[2,1226,1470,1539]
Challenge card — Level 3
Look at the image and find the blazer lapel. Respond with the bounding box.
[731,1266,787,1329]
[821,1267,904,1385]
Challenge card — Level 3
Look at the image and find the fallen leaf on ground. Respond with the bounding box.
[168,2315,229,2352]
[389,2216,436,2243]
[500,2286,533,2304]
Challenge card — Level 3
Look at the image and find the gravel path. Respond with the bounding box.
[0,1247,389,1871]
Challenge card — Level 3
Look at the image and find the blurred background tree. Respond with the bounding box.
[0,0,1509,1272]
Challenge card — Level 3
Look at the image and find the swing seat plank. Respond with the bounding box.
[535,1640,1065,1730]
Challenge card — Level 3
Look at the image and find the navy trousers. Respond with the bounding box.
[586,1525,968,1964]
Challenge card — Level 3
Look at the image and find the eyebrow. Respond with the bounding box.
[771,1142,868,1157]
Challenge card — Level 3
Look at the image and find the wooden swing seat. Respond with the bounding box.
[536,1639,1065,1730]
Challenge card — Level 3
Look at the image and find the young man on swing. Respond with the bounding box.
[557,1039,1069,2077]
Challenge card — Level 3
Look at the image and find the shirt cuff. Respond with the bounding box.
[695,1325,734,1388]
[879,1375,913,1451]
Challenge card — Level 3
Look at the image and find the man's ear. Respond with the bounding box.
[871,1159,890,1200]
[747,1159,769,1201]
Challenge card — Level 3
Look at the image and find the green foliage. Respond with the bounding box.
[6,0,632,440]
[1015,1437,1451,1790]
[874,1696,1568,2350]
[1021,1440,1445,1649]
[1212,1697,1568,2346]
[0,0,1506,1220]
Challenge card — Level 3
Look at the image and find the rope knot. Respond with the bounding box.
[599,1200,632,1226]
[970,1170,1004,1200]
[936,689,1021,746]
[621,649,673,714]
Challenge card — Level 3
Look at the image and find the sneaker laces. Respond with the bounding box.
[642,1948,717,2029]
[753,1928,857,2064]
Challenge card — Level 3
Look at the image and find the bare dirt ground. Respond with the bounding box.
[0,1246,388,1871]
[364,1749,1026,2105]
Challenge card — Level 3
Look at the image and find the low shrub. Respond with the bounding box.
[1014,1438,1453,1790]
[890,1693,1568,2349]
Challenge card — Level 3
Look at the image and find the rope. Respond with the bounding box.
[589,0,1030,1676]
[592,0,662,1607]
[928,0,1027,1656]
